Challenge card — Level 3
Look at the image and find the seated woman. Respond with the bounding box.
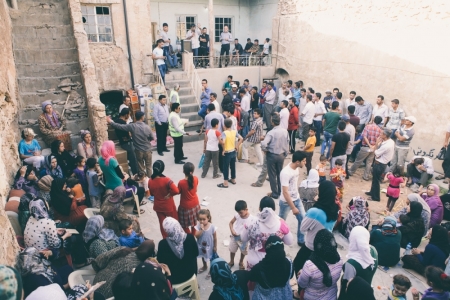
[0,265,23,300]
[100,186,140,235]
[402,225,449,275]
[398,201,426,248]
[209,258,249,300]
[51,140,75,177]
[18,193,37,233]
[422,184,444,228]
[370,216,402,267]
[13,165,39,195]
[395,193,431,236]
[38,100,70,149]
[297,229,343,300]
[157,217,199,285]
[299,169,319,212]
[40,155,64,179]
[99,140,125,191]
[50,178,87,228]
[345,276,376,300]
[341,196,370,238]
[131,261,178,300]
[93,240,156,298]
[82,215,119,259]
[249,235,294,299]
[19,128,44,169]
[77,129,98,159]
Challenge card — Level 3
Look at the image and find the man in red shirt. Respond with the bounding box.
[287,97,299,154]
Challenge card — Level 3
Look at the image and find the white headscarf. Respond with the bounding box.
[346,226,375,269]
[163,217,187,259]
[299,169,320,189]
[247,208,281,251]
[25,283,66,300]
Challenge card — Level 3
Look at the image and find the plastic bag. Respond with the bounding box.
[198,153,205,169]
[437,147,447,160]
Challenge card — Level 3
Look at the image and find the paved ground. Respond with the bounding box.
[126,139,433,299]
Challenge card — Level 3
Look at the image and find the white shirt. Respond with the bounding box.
[411,156,434,175]
[375,138,395,164]
[279,108,289,130]
[233,213,256,235]
[299,96,307,112]
[279,164,300,202]
[313,100,327,121]
[372,103,389,123]
[119,104,133,124]
[345,98,356,108]
[160,30,170,47]
[212,100,220,113]
[206,129,221,151]
[344,123,356,155]
[447,124,450,133]
[186,29,201,49]
[302,102,315,124]
[152,47,165,66]
[264,89,276,104]
[241,94,251,112]
[263,43,270,54]
[278,88,292,100]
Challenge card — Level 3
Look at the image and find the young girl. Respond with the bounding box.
[412,266,450,299]
[133,171,150,198]
[194,209,217,279]
[178,162,201,234]
[66,177,86,206]
[73,156,88,195]
[385,165,405,212]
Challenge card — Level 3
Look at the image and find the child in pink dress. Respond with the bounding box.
[385,165,405,212]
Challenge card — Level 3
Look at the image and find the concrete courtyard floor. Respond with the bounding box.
[128,139,431,299]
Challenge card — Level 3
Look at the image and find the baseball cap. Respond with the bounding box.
[231,84,237,88]
[404,116,416,124]
[135,111,145,120]
[341,114,350,121]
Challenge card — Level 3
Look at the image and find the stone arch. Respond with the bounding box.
[275,68,290,80]
[100,90,125,120]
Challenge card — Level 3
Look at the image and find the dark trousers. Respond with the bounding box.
[218,144,224,172]
[443,144,450,178]
[198,47,209,66]
[302,123,311,142]
[267,152,284,198]
[305,151,313,174]
[406,163,433,187]
[288,129,297,153]
[222,151,236,180]
[219,44,230,67]
[173,135,184,162]
[313,120,322,145]
[163,46,170,69]
[202,150,219,177]
[345,154,351,177]
[370,161,387,201]
[120,142,139,175]
[155,122,168,153]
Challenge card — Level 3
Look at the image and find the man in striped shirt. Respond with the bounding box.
[241,108,264,166]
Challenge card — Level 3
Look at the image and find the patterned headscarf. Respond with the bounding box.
[80,129,97,158]
[100,140,116,166]
[0,265,23,300]
[29,199,49,219]
[345,196,370,238]
[380,216,397,236]
[82,215,118,244]
[37,175,54,192]
[247,207,281,252]
[108,186,126,204]
[41,100,61,128]
[131,262,172,300]
[210,258,244,300]
[18,193,36,212]
[162,217,187,259]
[66,284,89,300]
[42,155,63,179]
[309,229,341,287]
[17,247,55,283]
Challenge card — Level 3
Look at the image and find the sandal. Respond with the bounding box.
[133,208,145,214]
[213,174,222,179]
[217,183,228,188]
[228,262,234,268]
[406,182,412,187]
[228,179,236,185]
[206,273,211,280]
[436,175,445,180]
[239,263,245,270]
[251,183,262,187]
[198,266,207,274]
[139,200,148,206]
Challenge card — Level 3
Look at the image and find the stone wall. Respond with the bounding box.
[272,0,450,172]
[0,0,22,266]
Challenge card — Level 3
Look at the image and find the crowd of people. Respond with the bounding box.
[2,73,450,300]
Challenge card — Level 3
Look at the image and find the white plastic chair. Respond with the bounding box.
[68,269,96,288]
[6,211,21,236]
[124,188,140,217]
[172,274,200,300]
[84,208,101,219]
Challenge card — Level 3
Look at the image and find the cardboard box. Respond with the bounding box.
[152,84,164,94]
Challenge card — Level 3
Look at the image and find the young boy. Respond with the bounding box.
[388,274,411,300]
[118,219,145,248]
[86,157,103,208]
[330,158,346,201]
[222,106,237,131]
[304,127,316,174]
[228,200,254,269]
[202,118,223,179]
[316,155,327,184]
[218,118,243,188]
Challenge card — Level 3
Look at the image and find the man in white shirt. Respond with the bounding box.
[210,93,220,113]
[278,82,292,101]
[159,23,172,72]
[239,89,251,136]
[406,156,434,194]
[365,128,395,201]
[344,90,356,109]
[278,100,289,130]
[152,39,166,83]
[263,82,276,130]
[301,94,315,142]
[119,95,133,123]
[371,95,389,125]
[313,92,327,146]
[278,151,307,246]
[185,24,201,66]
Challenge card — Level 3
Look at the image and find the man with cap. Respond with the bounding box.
[107,111,154,176]
[228,83,239,100]
[389,116,416,173]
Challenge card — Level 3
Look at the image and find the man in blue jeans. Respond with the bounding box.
[152,39,166,83]
[197,79,212,131]
[278,151,307,246]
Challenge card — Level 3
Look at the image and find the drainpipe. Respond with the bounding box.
[122,0,135,88]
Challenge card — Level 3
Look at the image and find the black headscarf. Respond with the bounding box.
[346,276,375,300]
[308,229,341,287]
[429,225,450,256]
[50,178,71,216]
[408,201,423,220]
[14,165,34,181]
[151,160,166,180]
[313,180,339,222]
[131,262,171,300]
[50,140,74,176]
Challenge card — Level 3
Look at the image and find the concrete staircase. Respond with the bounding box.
[11,0,89,149]
[164,70,205,143]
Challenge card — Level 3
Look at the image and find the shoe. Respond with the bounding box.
[196,129,201,133]
[175,161,185,164]
[163,149,170,152]
[158,152,164,156]
[297,242,305,247]
[345,176,349,179]
[182,157,188,160]
[365,192,372,196]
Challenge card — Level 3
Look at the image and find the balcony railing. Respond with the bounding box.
[186,53,273,69]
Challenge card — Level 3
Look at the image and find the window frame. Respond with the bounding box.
[175,15,197,42]
[81,5,114,43]
[214,16,233,43]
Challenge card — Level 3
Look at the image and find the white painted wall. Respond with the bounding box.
[248,0,278,41]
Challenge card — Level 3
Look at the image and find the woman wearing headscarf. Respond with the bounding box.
[209,258,248,300]
[131,261,177,300]
[50,178,87,228]
[93,240,156,298]
[51,139,75,177]
[249,235,294,299]
[24,283,66,300]
[398,201,426,248]
[13,165,39,195]
[99,140,126,191]
[0,265,23,300]
[38,100,68,148]
[297,229,343,299]
[148,160,180,238]
[100,186,140,235]
[402,224,449,275]
[157,217,198,285]
[83,215,119,258]
[40,155,64,179]
[37,175,54,205]
[369,216,402,267]
[240,197,293,271]
[338,226,378,300]
[18,193,36,233]
[294,180,340,274]
[345,276,376,300]
[299,169,319,212]
[18,128,45,169]
[422,184,444,228]
[77,129,98,159]
[395,193,431,236]
[341,196,370,238]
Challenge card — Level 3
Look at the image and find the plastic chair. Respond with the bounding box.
[124,188,140,217]
[84,208,101,219]
[6,211,21,236]
[172,274,200,300]
[68,269,96,288]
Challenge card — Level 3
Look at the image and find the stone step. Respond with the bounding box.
[184,119,203,132]
[14,48,79,64]
[178,87,194,97]
[13,37,77,51]
[18,74,82,93]
[17,62,80,78]
[164,80,190,88]
[20,91,69,106]
[180,102,200,114]
[17,11,71,26]
[12,25,74,38]
[179,94,197,104]
[165,71,187,81]
[181,111,203,123]
[184,131,205,143]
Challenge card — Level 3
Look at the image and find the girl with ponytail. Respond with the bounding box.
[177,162,201,234]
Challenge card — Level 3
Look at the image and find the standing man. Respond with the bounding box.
[223,75,233,92]
[278,151,307,246]
[301,94,315,143]
[342,114,355,178]
[114,108,138,175]
[389,116,416,173]
[241,108,264,166]
[198,27,209,68]
[261,114,289,199]
[323,90,333,111]
[371,95,389,125]
[197,79,212,120]
[185,24,201,66]
[287,98,299,153]
[204,103,224,131]
[160,23,172,72]
[345,91,357,110]
[152,39,166,83]
[385,98,405,138]
[313,92,326,146]
[221,88,233,112]
[263,82,276,130]
[354,96,373,128]
[210,92,220,113]
[279,100,289,130]
[239,88,251,137]
[169,103,190,164]
[107,111,154,177]
[438,124,450,191]
[153,95,170,156]
[219,25,232,68]
[365,128,395,201]
[329,121,350,168]
[298,88,307,139]
[321,101,341,159]
[348,105,360,128]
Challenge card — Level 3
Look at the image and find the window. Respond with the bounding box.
[176,15,197,41]
[81,5,113,43]
[215,17,232,42]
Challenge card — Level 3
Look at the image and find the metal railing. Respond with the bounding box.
[152,63,169,99]
[184,53,203,109]
[189,53,273,68]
